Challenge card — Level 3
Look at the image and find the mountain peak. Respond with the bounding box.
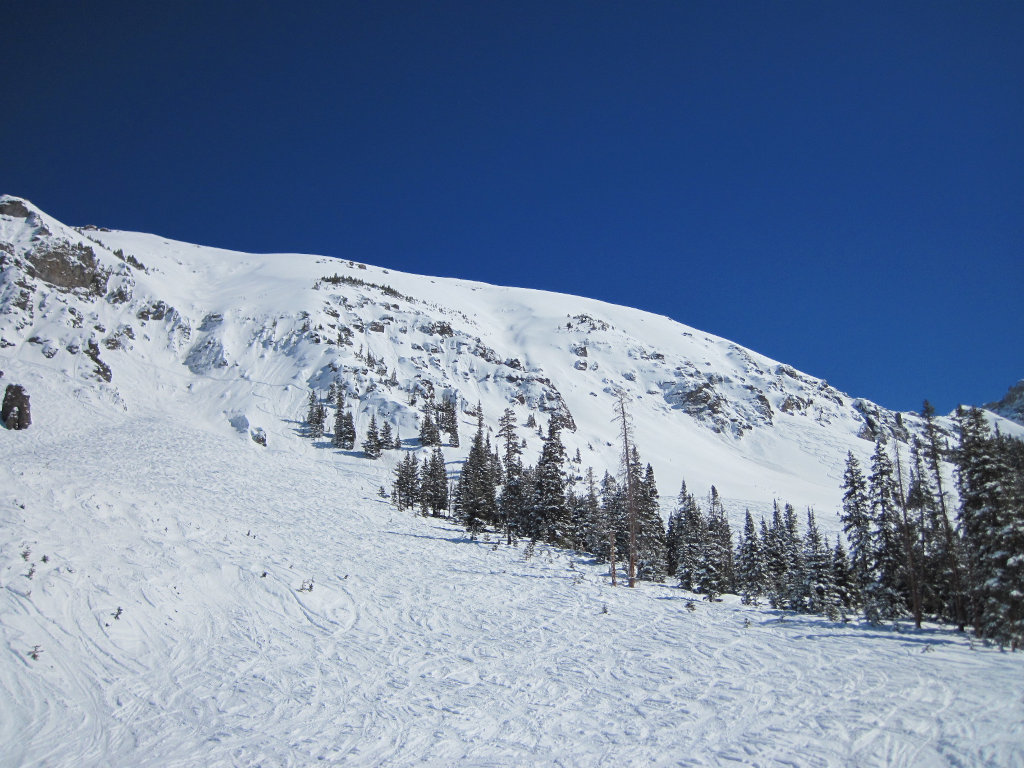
[985,379,1024,427]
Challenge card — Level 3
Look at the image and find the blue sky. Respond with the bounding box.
[5,2,1022,413]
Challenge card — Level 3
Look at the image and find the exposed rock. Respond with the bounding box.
[0,199,31,218]
[985,379,1024,427]
[2,384,31,429]
[25,240,108,294]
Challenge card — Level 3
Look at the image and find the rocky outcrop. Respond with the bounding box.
[2,384,31,429]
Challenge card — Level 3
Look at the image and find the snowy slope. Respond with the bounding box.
[3,387,1023,767]
[2,195,1023,766]
[5,194,1013,530]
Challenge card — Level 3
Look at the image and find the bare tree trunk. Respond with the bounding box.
[614,392,637,587]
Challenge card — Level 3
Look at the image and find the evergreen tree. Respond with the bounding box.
[306,390,326,439]
[379,420,394,450]
[831,536,854,615]
[436,398,459,446]
[736,510,766,605]
[533,420,570,546]
[362,414,383,459]
[802,509,836,616]
[922,400,966,628]
[674,490,707,592]
[840,452,872,608]
[696,487,734,600]
[421,448,449,516]
[332,403,348,449]
[392,452,420,511]
[419,411,442,447]
[762,503,788,609]
[577,467,603,555]
[339,411,356,450]
[866,439,906,622]
[456,416,497,534]
[497,408,522,482]
[599,471,622,585]
[635,464,667,581]
[956,407,1024,647]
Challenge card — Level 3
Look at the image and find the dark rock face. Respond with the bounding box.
[25,241,107,294]
[2,384,31,429]
[0,199,31,218]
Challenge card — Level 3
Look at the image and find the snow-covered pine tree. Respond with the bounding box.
[736,510,766,605]
[421,448,449,517]
[306,390,326,439]
[866,439,907,622]
[696,486,734,600]
[419,411,441,448]
[332,403,348,449]
[921,400,966,628]
[340,411,356,450]
[956,406,1024,647]
[363,414,383,459]
[802,509,835,616]
[635,463,667,582]
[533,420,570,546]
[762,503,788,609]
[674,489,707,593]
[456,414,496,534]
[392,452,419,511]
[839,452,872,610]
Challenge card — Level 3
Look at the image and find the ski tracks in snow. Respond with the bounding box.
[1,415,1023,766]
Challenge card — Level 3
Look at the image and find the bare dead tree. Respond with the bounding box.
[613,390,638,588]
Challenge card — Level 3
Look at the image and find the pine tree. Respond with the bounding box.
[497,408,522,482]
[419,411,441,447]
[436,398,459,446]
[339,411,356,450]
[306,390,325,439]
[421,448,449,516]
[577,467,603,555]
[922,400,967,629]
[674,490,707,593]
[392,452,420,511]
[736,510,766,605]
[866,439,906,622]
[696,487,734,600]
[379,420,394,450]
[533,420,570,546]
[635,463,667,581]
[956,407,1024,647]
[362,414,383,459]
[840,452,872,608]
[599,471,622,585]
[332,403,348,449]
[831,536,854,616]
[802,509,835,616]
[456,415,496,534]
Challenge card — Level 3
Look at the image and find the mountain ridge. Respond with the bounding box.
[2,193,1019,527]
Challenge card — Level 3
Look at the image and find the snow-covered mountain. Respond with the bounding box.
[6,193,1012,526]
[985,379,1024,428]
[3,194,1023,766]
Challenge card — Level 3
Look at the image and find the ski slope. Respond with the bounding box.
[2,398,1022,767]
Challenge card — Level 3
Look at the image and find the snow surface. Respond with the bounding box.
[3,403,1023,767]
[2,196,1023,765]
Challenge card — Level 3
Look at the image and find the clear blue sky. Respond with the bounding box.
[5,1,1022,414]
